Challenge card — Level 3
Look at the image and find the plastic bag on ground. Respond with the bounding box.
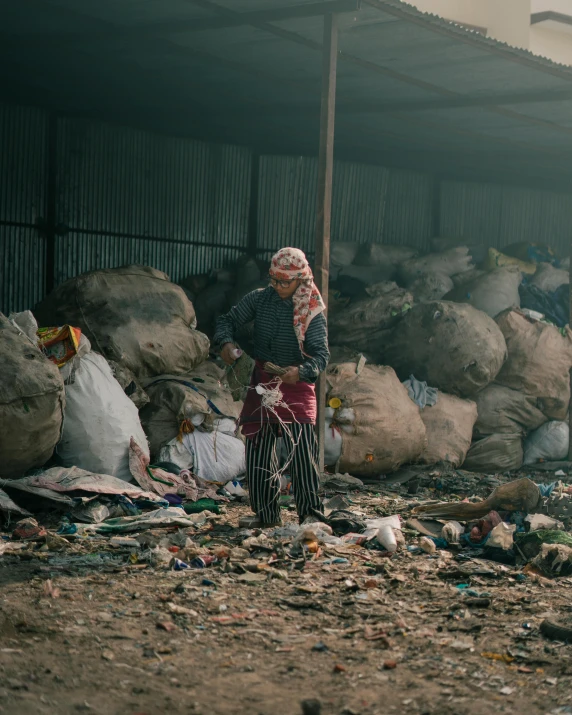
[158,439,194,471]
[463,433,523,473]
[34,265,210,379]
[495,309,572,420]
[444,266,522,318]
[0,313,65,479]
[524,421,569,465]
[129,438,199,500]
[8,465,164,501]
[381,301,507,398]
[58,352,149,481]
[0,488,32,517]
[473,384,547,437]
[185,430,245,484]
[96,507,197,534]
[326,362,427,476]
[420,393,477,468]
[162,430,245,485]
[487,522,516,550]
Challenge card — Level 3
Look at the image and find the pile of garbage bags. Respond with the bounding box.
[323,238,572,475]
[2,232,572,505]
[0,265,246,522]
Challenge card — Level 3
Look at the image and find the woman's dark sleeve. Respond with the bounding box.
[298,312,330,383]
[214,290,261,349]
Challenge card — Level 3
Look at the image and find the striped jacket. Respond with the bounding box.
[214,286,329,383]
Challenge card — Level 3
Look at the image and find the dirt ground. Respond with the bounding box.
[1,476,572,715]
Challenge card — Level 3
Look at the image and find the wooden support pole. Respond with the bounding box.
[569,242,572,460]
[315,13,338,473]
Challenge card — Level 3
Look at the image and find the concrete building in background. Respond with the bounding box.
[411,0,572,65]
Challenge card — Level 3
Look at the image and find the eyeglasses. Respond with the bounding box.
[269,277,296,289]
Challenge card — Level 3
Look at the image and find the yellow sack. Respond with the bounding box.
[484,247,536,275]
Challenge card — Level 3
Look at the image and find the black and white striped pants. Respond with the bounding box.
[245,423,322,524]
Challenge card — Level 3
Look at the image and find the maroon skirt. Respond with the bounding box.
[240,360,317,439]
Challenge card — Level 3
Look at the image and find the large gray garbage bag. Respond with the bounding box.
[328,282,412,357]
[0,313,65,478]
[464,433,524,473]
[495,309,572,421]
[524,421,569,465]
[530,264,569,293]
[353,244,418,277]
[35,265,209,379]
[473,384,547,437]
[381,301,507,398]
[326,362,427,476]
[444,266,522,318]
[58,352,149,482]
[398,247,473,285]
[140,361,242,459]
[420,393,477,468]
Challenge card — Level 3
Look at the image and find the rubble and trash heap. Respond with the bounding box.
[2,244,572,712]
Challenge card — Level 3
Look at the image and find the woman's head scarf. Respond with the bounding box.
[269,247,325,354]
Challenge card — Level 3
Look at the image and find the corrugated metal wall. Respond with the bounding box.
[257,156,434,255]
[0,105,48,313]
[2,101,572,316]
[440,180,572,255]
[55,118,252,286]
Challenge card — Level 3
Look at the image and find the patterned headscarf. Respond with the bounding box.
[269,247,326,354]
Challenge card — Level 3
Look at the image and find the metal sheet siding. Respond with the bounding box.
[54,234,246,285]
[1,226,47,314]
[383,169,433,250]
[441,180,572,256]
[258,155,432,255]
[440,181,503,246]
[0,104,48,313]
[55,118,252,285]
[257,155,318,256]
[332,162,389,245]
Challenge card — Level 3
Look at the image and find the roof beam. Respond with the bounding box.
[1,1,361,40]
[177,1,361,32]
[220,85,572,117]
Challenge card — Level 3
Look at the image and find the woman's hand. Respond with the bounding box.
[281,366,300,384]
[220,342,237,365]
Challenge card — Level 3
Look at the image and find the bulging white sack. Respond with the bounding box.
[58,352,149,481]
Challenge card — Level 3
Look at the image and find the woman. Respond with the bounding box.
[215,247,329,528]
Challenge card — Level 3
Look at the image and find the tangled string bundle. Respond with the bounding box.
[255,381,285,409]
[251,379,302,484]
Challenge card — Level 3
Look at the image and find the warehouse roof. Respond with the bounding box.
[4,0,572,187]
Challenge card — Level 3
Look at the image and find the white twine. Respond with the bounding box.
[249,378,303,488]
